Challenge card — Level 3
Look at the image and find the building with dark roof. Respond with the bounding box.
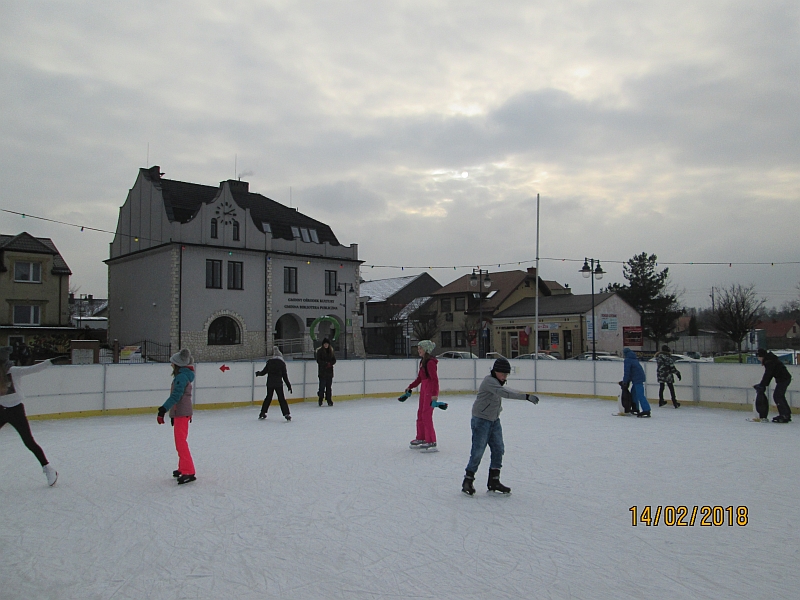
[107,167,363,361]
[0,232,73,348]
[492,291,640,358]
[358,273,441,355]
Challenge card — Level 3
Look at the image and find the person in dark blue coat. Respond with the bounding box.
[621,347,650,417]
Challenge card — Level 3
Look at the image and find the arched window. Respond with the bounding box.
[208,316,241,345]
[210,218,218,239]
[232,220,240,241]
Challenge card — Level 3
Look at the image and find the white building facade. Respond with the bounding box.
[107,167,363,361]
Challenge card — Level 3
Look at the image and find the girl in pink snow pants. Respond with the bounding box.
[157,349,196,485]
[405,340,440,451]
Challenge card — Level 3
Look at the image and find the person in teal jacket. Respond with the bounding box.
[157,349,196,484]
[621,347,650,418]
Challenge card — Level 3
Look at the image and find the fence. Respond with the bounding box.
[19,358,799,419]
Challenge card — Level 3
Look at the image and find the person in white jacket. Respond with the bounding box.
[0,346,57,486]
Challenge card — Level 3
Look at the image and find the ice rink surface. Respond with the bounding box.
[2,394,798,600]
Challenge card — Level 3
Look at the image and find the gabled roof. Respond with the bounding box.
[433,270,549,313]
[141,167,340,245]
[0,232,72,274]
[755,320,799,338]
[360,275,421,303]
[494,292,617,319]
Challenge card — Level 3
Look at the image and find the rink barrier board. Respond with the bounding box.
[18,359,799,419]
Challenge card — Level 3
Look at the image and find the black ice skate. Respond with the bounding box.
[462,470,476,496]
[487,468,511,494]
[177,474,196,485]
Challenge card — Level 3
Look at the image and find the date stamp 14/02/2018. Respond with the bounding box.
[630,506,748,527]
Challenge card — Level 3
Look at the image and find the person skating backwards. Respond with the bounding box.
[755,348,793,423]
[256,346,293,421]
[621,347,650,418]
[157,349,196,484]
[462,358,539,495]
[0,347,58,486]
[403,340,446,452]
[655,345,681,408]
[315,338,336,406]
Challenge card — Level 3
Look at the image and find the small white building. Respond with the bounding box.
[107,167,363,361]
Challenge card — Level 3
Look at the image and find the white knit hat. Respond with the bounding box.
[418,340,436,354]
[170,348,193,367]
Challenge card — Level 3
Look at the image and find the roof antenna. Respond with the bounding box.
[235,154,237,180]
[290,186,292,208]
[146,142,149,168]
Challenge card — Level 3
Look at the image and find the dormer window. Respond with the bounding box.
[211,218,218,239]
[232,220,240,241]
[291,226,301,239]
[300,228,311,242]
[309,229,319,243]
[262,222,272,234]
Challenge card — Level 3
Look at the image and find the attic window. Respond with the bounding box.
[291,226,301,239]
[300,228,311,243]
[262,222,272,234]
[15,262,42,283]
[309,229,319,243]
[485,290,497,299]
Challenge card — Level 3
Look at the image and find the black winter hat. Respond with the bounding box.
[661,345,670,352]
[492,358,511,373]
[756,348,767,357]
[322,338,331,345]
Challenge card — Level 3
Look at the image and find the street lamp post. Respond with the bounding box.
[469,268,492,358]
[580,258,605,360]
[337,282,355,359]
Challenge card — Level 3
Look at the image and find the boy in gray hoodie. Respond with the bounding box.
[462,358,539,495]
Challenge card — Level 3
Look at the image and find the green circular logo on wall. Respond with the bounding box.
[309,315,341,342]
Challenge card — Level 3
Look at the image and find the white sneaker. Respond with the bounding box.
[43,464,58,486]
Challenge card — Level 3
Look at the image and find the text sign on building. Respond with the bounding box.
[623,326,643,347]
[600,314,618,331]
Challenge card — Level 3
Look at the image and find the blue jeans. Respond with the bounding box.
[631,382,650,412]
[466,416,504,473]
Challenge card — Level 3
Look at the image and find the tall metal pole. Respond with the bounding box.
[534,193,540,391]
[591,261,596,361]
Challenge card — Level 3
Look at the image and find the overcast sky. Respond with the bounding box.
[1,1,798,309]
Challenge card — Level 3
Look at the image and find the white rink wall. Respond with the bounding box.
[18,359,800,417]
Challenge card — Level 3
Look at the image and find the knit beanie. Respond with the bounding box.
[322,338,331,346]
[272,346,283,358]
[418,340,436,355]
[756,348,767,357]
[492,357,512,373]
[661,345,670,352]
[170,348,193,367]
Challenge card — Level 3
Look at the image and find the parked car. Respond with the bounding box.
[570,351,616,360]
[515,353,558,360]
[648,353,702,363]
[485,352,506,360]
[437,351,479,359]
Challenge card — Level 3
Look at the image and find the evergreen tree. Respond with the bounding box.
[606,252,683,348]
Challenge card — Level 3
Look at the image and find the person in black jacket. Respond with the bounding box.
[755,348,793,423]
[256,346,293,421]
[315,338,336,406]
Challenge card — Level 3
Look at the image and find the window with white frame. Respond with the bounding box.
[309,229,319,243]
[300,228,311,242]
[14,262,42,283]
[284,266,298,294]
[13,305,40,325]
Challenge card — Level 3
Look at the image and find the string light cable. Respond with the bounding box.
[3,208,800,270]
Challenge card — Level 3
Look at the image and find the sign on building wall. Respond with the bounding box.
[623,326,643,347]
[600,314,618,331]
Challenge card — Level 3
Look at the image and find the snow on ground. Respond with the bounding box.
[2,394,799,600]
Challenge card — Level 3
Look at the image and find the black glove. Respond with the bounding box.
[526,394,540,404]
[287,385,293,393]
[676,371,682,381]
[754,384,766,392]
[157,406,166,425]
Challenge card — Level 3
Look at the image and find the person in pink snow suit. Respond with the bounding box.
[404,340,447,452]
[157,349,196,485]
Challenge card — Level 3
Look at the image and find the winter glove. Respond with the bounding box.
[398,390,412,402]
[526,394,540,404]
[431,400,448,410]
[754,384,766,392]
[676,370,682,381]
[287,385,293,394]
[157,406,166,425]
[255,370,264,377]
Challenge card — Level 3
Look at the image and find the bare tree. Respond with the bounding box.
[710,283,765,362]
[412,312,438,341]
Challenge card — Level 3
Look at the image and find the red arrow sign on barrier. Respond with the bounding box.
[220,365,230,373]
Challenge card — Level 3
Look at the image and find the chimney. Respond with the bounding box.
[88,294,93,303]
[147,165,163,180]
[526,267,537,275]
[224,180,250,193]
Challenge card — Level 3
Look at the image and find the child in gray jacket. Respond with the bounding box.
[462,358,539,495]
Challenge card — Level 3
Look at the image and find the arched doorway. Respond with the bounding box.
[274,313,304,355]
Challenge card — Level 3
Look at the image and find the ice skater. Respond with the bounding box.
[461,358,539,495]
[157,349,196,484]
[755,348,792,423]
[0,346,58,486]
[655,345,681,408]
[403,340,446,452]
[315,338,336,406]
[621,347,650,418]
[256,346,293,421]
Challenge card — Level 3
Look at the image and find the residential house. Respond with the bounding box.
[0,232,72,348]
[359,273,441,355]
[107,166,363,362]
[431,268,552,357]
[755,319,800,350]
